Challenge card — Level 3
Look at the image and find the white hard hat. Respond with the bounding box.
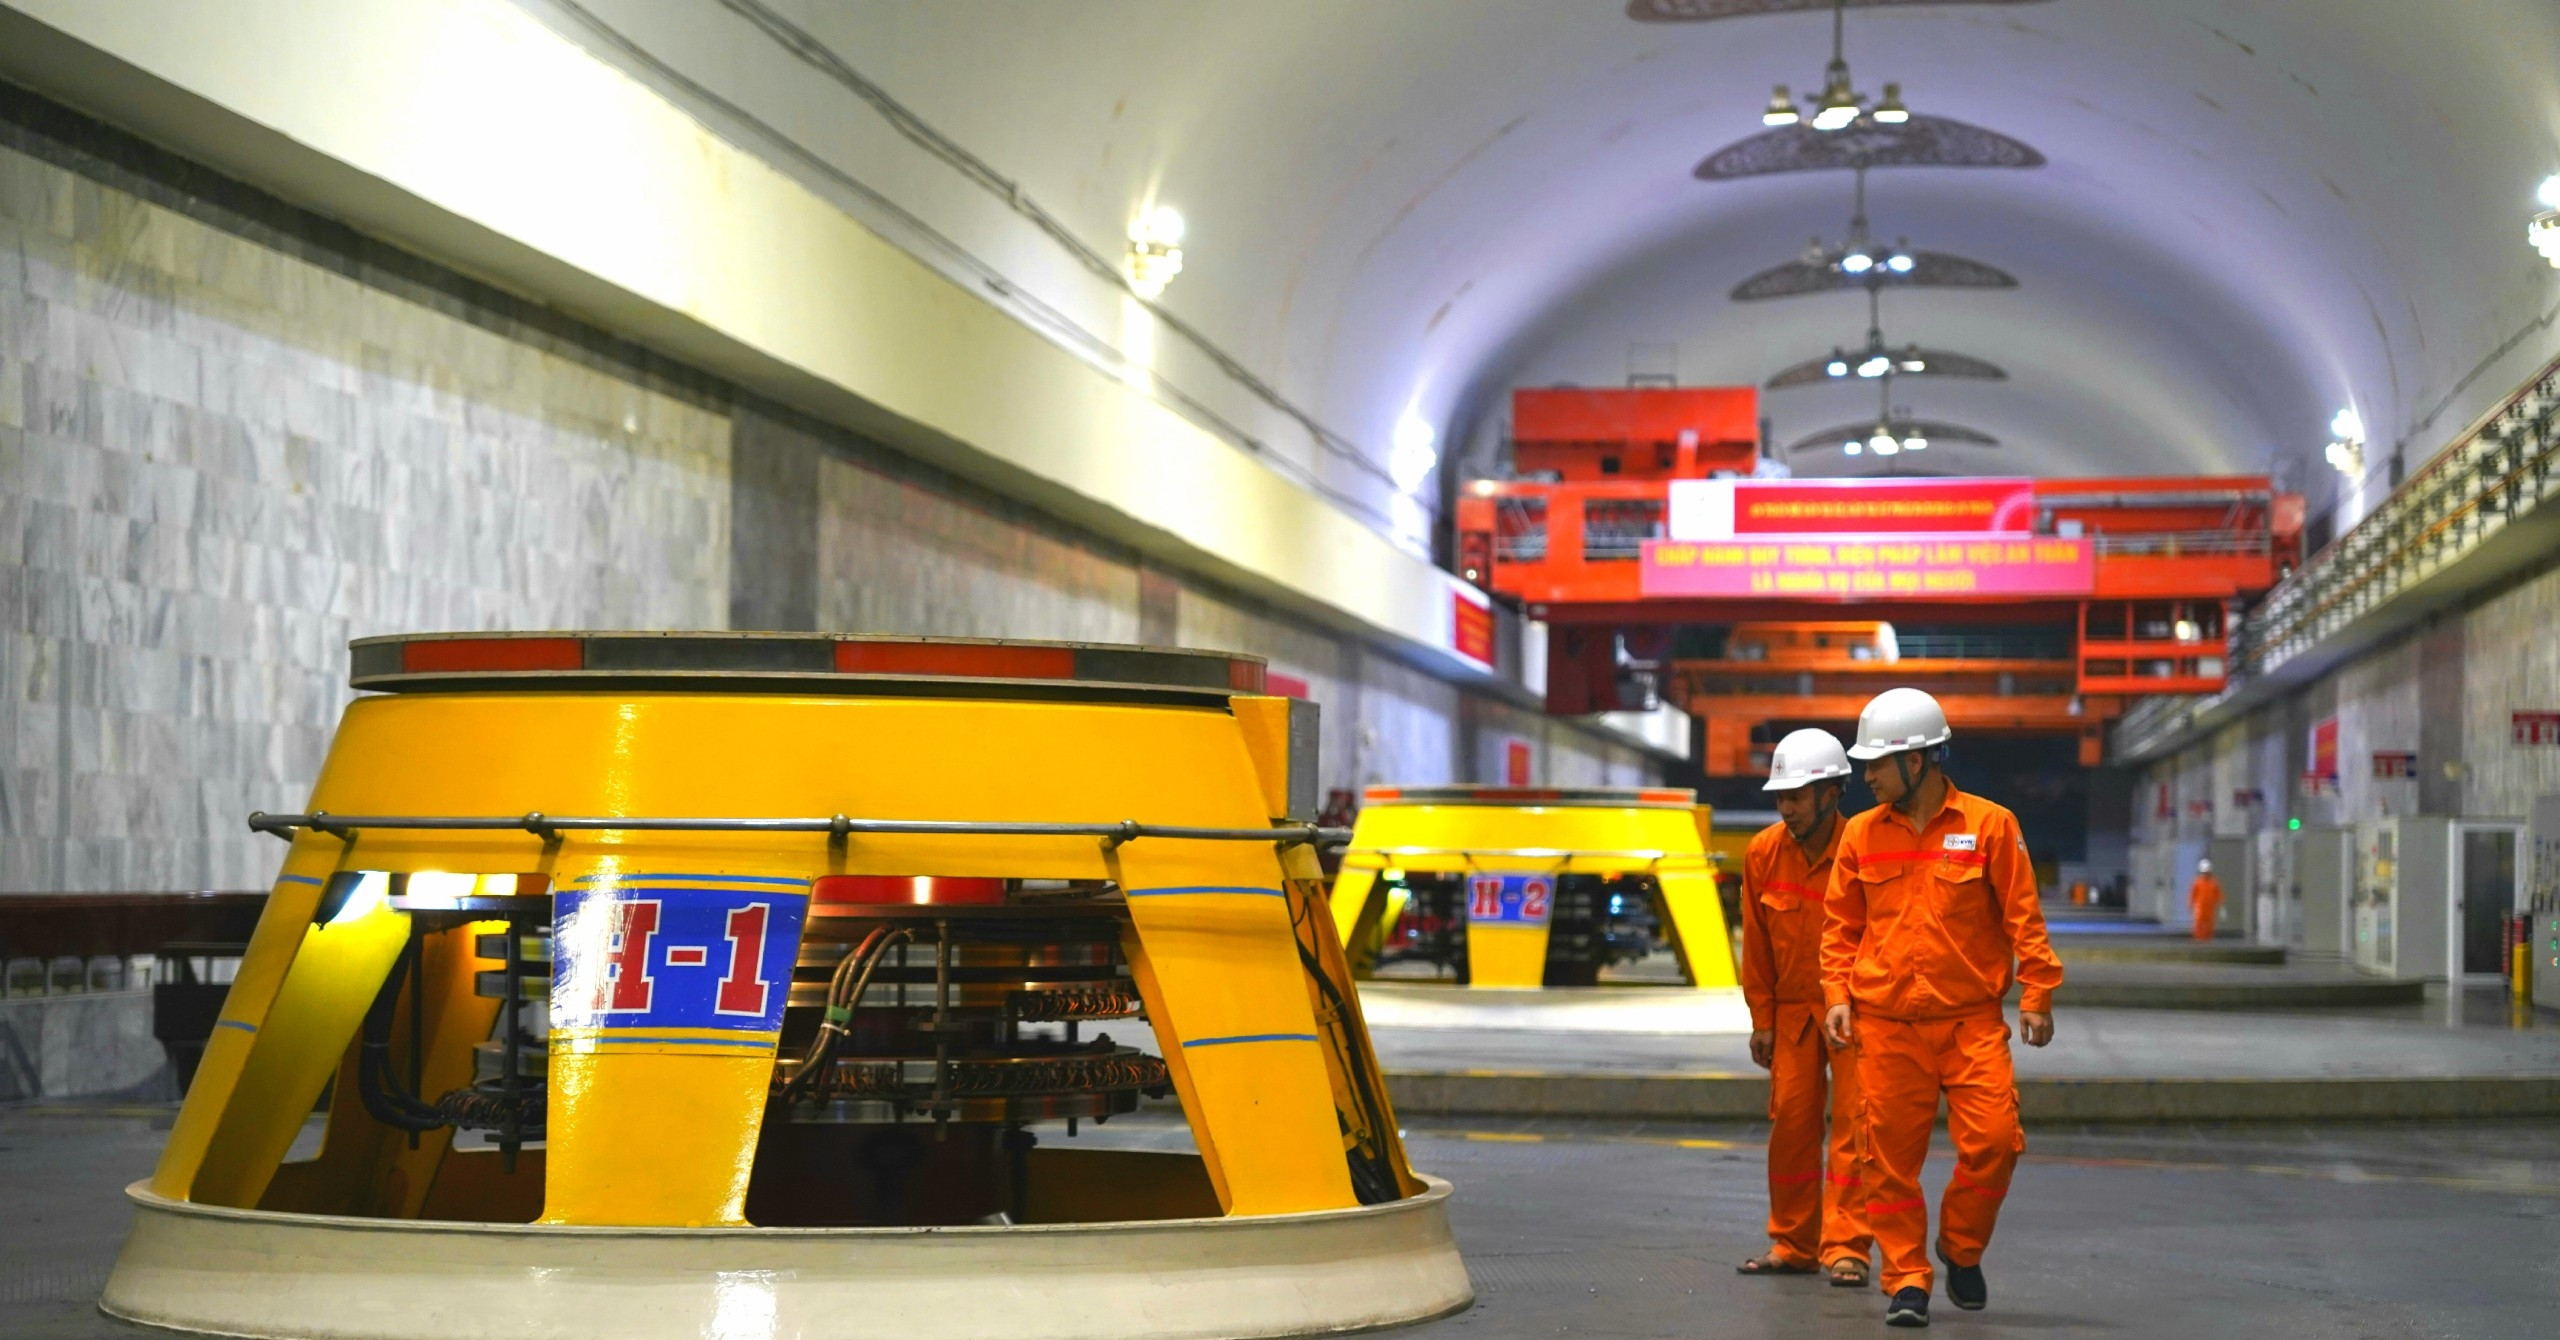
[1846,687,1953,760]
[1763,728,1852,792]
[2197,858,2214,874]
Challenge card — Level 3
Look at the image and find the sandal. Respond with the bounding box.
[1736,1252,1818,1275]
[1827,1257,1872,1288]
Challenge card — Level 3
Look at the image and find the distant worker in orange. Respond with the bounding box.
[2188,858,2224,942]
[1735,729,1872,1288]
[1822,688,2064,1329]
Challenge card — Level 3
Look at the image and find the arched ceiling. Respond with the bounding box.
[662,0,2560,513]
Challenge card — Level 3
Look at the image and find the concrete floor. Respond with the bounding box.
[8,1105,2554,1339]
[1363,990,2560,1080]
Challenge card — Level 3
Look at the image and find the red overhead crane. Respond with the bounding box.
[1458,387,2302,771]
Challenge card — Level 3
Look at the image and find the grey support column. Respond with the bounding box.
[1137,565,1181,646]
[2417,616,2466,815]
[729,404,822,632]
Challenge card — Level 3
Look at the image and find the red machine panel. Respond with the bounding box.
[1463,463,2297,763]
[1510,387,1759,480]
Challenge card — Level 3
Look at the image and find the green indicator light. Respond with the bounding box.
[2288,817,2302,831]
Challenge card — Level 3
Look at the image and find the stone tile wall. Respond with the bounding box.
[816,452,1140,644]
[0,115,1660,896]
[0,141,731,892]
[2141,557,2560,898]
[2462,567,2560,817]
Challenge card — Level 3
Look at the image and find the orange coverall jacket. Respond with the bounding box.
[1740,818,1839,1030]
[2189,874,2225,939]
[1819,785,2064,1021]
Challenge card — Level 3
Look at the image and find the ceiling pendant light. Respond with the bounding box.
[1901,434,1928,452]
[1885,241,1916,273]
[1839,248,1875,274]
[1811,60,1863,132]
[1843,438,1864,456]
[1868,423,1901,455]
[1871,82,1910,125]
[1826,349,1851,377]
[1764,86,1801,127]
[1857,352,1892,378]
[1899,344,1927,372]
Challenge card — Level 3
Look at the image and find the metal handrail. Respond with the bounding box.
[2113,352,2560,764]
[2234,353,2560,676]
[2091,530,2271,558]
[248,811,1347,849]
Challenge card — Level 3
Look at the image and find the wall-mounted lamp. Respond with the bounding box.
[1389,409,1439,494]
[2324,407,2366,477]
[2532,175,2560,268]
[1127,205,1187,298]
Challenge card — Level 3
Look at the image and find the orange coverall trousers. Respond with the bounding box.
[1856,1012,2022,1295]
[1765,1002,1870,1264]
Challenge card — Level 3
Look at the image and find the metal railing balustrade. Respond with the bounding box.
[2115,354,2560,763]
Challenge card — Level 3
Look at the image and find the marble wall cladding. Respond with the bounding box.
[0,143,731,892]
[816,453,1140,643]
[2332,635,2423,824]
[1176,585,1481,793]
[0,990,169,1101]
[1347,652,1465,791]
[1459,691,1650,790]
[0,131,1657,892]
[2462,566,2560,817]
[1175,584,1370,796]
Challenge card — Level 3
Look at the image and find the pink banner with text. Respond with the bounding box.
[1640,532,2095,599]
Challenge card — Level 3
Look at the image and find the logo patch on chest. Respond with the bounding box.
[1941,834,1978,852]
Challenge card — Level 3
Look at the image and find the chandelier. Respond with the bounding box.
[1760,0,1909,132]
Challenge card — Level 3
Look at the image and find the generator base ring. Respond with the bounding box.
[101,1177,1472,1340]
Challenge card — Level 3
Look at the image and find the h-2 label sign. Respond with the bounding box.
[1467,874,1554,927]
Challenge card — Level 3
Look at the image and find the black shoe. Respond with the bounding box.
[1937,1246,1987,1311]
[1885,1287,1930,1328]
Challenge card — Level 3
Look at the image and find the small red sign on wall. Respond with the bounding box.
[2309,717,2340,780]
[1452,588,1495,668]
[1504,739,1534,787]
[2371,751,2418,779]
[2515,711,2560,746]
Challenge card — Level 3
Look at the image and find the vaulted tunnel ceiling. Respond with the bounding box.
[589,0,2560,515]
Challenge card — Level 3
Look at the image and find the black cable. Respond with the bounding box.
[356,926,545,1137]
[1288,890,1403,1204]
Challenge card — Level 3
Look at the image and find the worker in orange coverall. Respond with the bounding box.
[1822,688,2064,1329]
[2188,858,2224,942]
[1734,729,1873,1288]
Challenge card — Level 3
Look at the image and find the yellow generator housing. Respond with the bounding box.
[103,633,1468,1340]
[1329,785,1736,989]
